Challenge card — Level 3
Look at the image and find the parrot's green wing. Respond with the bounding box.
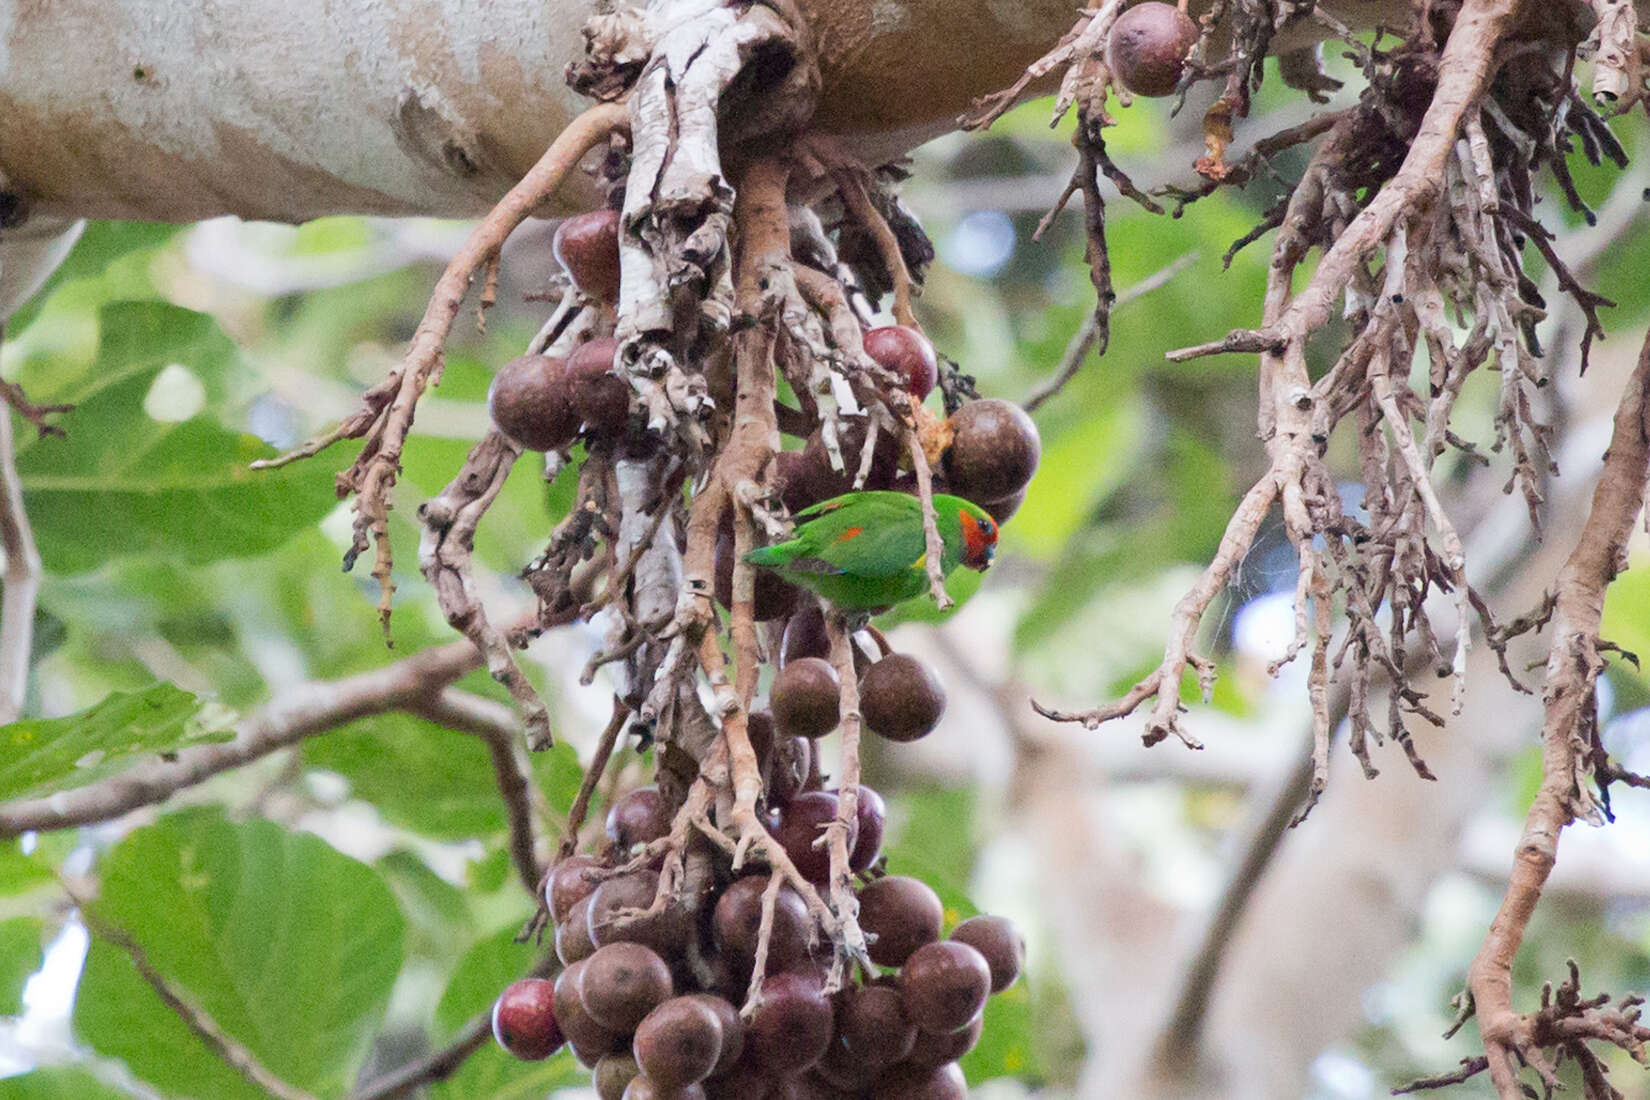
[787,492,927,579]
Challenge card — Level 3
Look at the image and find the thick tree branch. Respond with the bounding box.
[1466,330,1650,1097]
[0,641,484,837]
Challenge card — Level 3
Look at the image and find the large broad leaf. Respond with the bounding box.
[0,1068,139,1100]
[305,717,580,843]
[0,684,230,803]
[73,810,405,1100]
[0,916,45,1015]
[14,303,337,573]
[0,839,52,897]
[430,925,582,1100]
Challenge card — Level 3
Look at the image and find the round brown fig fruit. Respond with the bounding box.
[685,994,745,1077]
[860,655,946,743]
[492,978,565,1060]
[582,941,676,1033]
[982,488,1025,524]
[556,893,599,966]
[836,982,917,1068]
[1105,1,1200,97]
[852,784,888,870]
[567,337,632,436]
[864,325,938,400]
[779,605,830,667]
[950,914,1026,993]
[623,1076,707,1100]
[712,874,815,973]
[548,854,604,923]
[606,786,673,852]
[858,875,943,967]
[633,996,725,1088]
[554,959,623,1066]
[905,1012,984,1069]
[871,1061,967,1100]
[587,870,693,955]
[775,791,854,885]
[596,1052,643,1100]
[900,941,992,1035]
[488,354,578,452]
[555,208,623,301]
[771,657,840,739]
[943,398,1041,504]
[745,972,834,1074]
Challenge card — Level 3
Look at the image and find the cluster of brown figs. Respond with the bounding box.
[490,780,1025,1099]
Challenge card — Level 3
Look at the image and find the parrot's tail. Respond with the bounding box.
[743,542,794,568]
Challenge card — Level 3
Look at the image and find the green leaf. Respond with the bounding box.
[883,786,979,927]
[0,916,45,1015]
[0,1067,141,1100]
[304,715,520,841]
[963,979,1039,1085]
[15,303,337,573]
[431,925,581,1100]
[73,809,405,1100]
[0,839,52,897]
[0,684,230,803]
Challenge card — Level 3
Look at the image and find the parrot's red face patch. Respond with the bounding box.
[958,508,997,571]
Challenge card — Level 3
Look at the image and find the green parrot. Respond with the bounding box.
[744,490,999,611]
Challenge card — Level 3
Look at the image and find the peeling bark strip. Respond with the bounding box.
[1464,333,1650,1099]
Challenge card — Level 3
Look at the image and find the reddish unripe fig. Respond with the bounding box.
[633,996,724,1088]
[582,941,676,1033]
[1105,1,1200,97]
[548,854,605,924]
[771,658,840,739]
[950,914,1026,993]
[488,354,578,452]
[872,1061,967,1100]
[775,791,854,885]
[858,876,943,968]
[491,978,565,1061]
[859,655,946,743]
[864,325,939,400]
[943,398,1041,504]
[900,941,992,1034]
[567,337,632,436]
[555,208,623,301]
[607,786,673,852]
[745,972,834,1074]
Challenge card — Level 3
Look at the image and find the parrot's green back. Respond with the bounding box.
[744,491,990,611]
